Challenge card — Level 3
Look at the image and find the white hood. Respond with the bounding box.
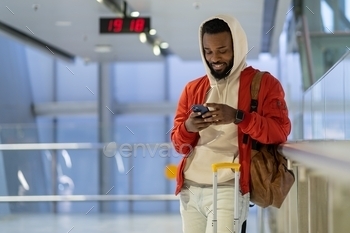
[199,14,248,86]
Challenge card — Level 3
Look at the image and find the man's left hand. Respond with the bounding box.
[202,103,237,125]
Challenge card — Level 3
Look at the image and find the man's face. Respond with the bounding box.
[202,31,234,80]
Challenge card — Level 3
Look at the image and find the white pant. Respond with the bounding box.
[179,185,249,233]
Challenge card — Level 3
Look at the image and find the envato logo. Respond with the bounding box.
[103,142,193,158]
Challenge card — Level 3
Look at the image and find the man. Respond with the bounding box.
[171,15,291,233]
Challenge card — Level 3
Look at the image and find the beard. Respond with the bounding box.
[207,59,234,80]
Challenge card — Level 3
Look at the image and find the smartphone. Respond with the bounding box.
[191,104,209,118]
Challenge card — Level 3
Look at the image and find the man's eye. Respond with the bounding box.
[219,50,227,54]
[205,51,212,55]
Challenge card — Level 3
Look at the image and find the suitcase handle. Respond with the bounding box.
[212,162,240,172]
[212,162,241,233]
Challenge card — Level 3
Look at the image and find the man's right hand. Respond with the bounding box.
[185,112,212,132]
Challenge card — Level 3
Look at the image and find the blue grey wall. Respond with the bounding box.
[0,33,49,213]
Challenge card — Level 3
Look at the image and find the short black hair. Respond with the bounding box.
[202,18,231,35]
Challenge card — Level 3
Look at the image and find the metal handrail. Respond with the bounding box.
[0,142,177,203]
[0,142,173,150]
[0,194,179,202]
[279,140,350,181]
[1,140,350,203]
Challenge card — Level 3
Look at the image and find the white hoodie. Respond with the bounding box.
[184,15,249,185]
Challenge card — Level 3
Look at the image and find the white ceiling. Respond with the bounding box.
[0,0,291,63]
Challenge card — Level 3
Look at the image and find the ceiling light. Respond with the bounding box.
[153,45,161,56]
[55,21,72,26]
[149,29,157,35]
[96,0,103,3]
[94,45,112,53]
[130,11,140,17]
[139,33,147,43]
[160,42,169,49]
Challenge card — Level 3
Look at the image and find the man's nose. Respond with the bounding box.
[210,52,221,63]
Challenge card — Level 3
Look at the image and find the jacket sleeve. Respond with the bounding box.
[239,75,291,144]
[171,85,199,155]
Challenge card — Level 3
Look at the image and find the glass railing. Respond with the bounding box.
[303,50,350,140]
[267,50,350,233]
[0,122,181,214]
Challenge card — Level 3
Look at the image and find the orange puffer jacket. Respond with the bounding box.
[171,66,291,195]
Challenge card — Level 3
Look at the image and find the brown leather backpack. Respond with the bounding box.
[246,71,295,208]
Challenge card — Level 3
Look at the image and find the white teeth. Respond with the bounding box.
[212,64,224,69]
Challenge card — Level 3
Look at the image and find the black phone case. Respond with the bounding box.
[192,105,209,118]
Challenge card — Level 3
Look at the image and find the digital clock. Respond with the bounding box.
[99,17,151,34]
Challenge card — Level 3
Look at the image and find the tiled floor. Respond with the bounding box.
[0,210,259,233]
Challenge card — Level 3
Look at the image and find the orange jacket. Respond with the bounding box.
[171,66,291,195]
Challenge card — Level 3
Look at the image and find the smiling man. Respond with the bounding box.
[171,15,291,233]
[203,25,234,80]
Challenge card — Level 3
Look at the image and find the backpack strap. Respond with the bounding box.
[250,71,264,108]
[242,71,264,149]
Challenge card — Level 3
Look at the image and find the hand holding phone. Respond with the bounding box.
[191,104,209,118]
[185,104,212,132]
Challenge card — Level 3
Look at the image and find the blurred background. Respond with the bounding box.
[0,0,349,232]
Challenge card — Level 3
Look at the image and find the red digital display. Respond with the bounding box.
[100,17,150,33]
